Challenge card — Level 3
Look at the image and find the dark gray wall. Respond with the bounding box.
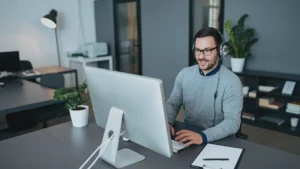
[94,0,116,69]
[193,0,204,35]
[223,0,300,74]
[141,0,189,97]
[94,0,190,97]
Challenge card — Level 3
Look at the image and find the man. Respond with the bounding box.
[167,27,243,147]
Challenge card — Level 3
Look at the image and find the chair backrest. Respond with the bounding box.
[20,60,33,71]
[40,73,65,89]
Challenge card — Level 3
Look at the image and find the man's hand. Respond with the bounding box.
[175,130,203,147]
[169,124,175,136]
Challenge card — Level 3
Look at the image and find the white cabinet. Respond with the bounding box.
[68,56,113,85]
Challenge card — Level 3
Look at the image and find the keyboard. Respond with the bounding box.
[0,75,19,81]
[171,140,186,153]
[0,75,22,86]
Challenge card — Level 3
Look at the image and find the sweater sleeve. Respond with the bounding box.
[166,70,184,125]
[202,76,243,142]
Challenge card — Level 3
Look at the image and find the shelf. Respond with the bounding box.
[233,69,300,82]
[67,56,112,63]
[235,69,300,137]
[258,90,300,100]
[259,106,300,118]
[242,119,300,137]
[244,96,256,100]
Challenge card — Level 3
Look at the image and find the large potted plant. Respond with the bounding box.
[53,80,89,127]
[225,14,259,72]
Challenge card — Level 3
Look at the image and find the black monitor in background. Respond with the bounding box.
[0,51,21,72]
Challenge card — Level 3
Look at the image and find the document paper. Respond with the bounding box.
[191,144,243,169]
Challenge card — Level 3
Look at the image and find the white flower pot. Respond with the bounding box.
[69,105,89,127]
[231,57,245,72]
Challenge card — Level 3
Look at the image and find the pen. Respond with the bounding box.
[202,158,229,161]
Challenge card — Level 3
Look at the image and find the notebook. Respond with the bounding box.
[190,144,244,169]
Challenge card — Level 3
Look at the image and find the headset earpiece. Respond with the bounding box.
[213,28,227,57]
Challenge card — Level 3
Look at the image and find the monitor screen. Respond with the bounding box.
[0,51,21,72]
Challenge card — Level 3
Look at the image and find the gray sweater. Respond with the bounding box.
[167,65,243,143]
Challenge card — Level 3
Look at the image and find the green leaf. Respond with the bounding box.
[237,14,248,26]
[224,13,258,58]
[53,80,88,110]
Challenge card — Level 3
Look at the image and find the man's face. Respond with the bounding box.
[194,36,218,72]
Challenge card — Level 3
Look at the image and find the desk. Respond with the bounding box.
[0,130,103,169]
[1,119,300,169]
[68,56,113,70]
[0,80,61,115]
[19,66,79,88]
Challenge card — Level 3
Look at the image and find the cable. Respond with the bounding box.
[79,137,112,169]
[213,71,220,127]
[79,131,127,169]
[87,135,112,169]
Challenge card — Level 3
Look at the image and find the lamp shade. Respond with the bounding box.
[41,9,57,29]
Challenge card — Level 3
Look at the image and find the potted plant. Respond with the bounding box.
[225,14,259,72]
[53,80,89,127]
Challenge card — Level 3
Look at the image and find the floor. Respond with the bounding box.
[1,93,300,156]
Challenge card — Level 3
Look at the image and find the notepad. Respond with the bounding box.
[190,144,244,169]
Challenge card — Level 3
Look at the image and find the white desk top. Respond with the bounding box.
[68,56,112,63]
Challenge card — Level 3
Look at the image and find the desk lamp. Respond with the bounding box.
[41,9,61,66]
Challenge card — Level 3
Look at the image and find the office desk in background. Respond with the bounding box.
[0,80,62,115]
[19,66,79,88]
[68,56,113,85]
[1,119,300,169]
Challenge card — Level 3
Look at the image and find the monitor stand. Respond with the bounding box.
[99,107,145,168]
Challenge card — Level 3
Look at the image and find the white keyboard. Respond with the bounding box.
[171,140,186,153]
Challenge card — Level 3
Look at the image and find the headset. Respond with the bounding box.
[213,72,220,127]
[192,27,228,127]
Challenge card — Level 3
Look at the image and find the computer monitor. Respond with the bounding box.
[84,66,173,168]
[0,51,21,72]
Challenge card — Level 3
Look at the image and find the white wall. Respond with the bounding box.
[0,0,96,87]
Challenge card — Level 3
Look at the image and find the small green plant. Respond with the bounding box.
[225,14,259,58]
[53,79,88,110]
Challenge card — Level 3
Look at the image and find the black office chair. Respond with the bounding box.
[20,60,37,83]
[235,115,248,140]
[20,60,33,70]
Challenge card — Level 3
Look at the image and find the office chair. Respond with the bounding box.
[235,115,248,140]
[20,60,37,83]
[20,60,33,70]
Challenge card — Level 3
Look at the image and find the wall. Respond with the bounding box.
[141,0,190,97]
[94,0,190,97]
[0,0,96,87]
[94,0,116,69]
[193,0,204,36]
[223,0,300,74]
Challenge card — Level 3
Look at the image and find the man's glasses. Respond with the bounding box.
[194,47,217,56]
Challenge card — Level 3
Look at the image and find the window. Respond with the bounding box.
[189,0,224,65]
[208,0,220,29]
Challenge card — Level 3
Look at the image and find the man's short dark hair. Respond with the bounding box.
[193,27,223,49]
